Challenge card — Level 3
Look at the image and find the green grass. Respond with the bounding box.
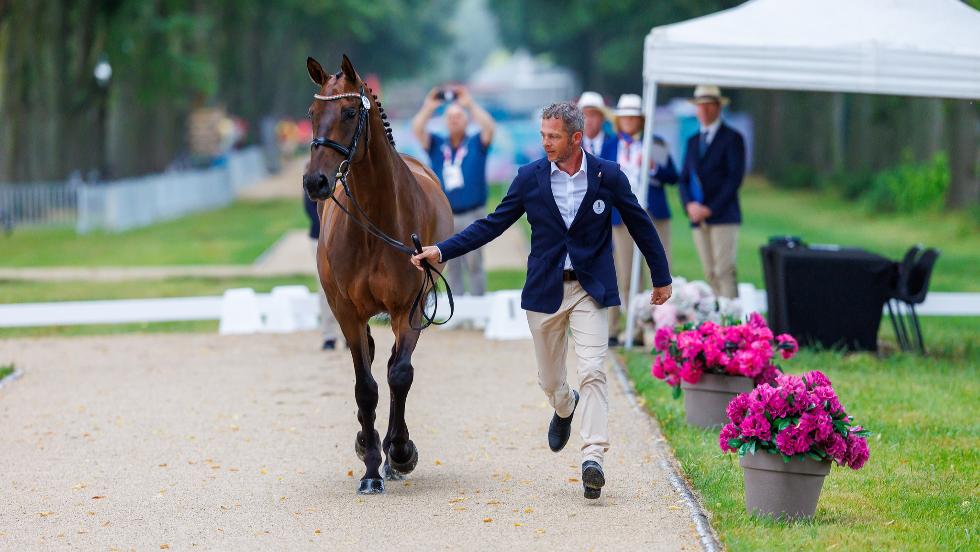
[622,317,979,551]
[0,199,307,267]
[491,178,979,292]
[0,364,14,381]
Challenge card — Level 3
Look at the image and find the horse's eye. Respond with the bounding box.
[342,108,356,120]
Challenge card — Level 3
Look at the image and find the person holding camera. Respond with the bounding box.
[411,85,495,296]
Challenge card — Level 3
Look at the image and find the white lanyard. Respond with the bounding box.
[441,141,467,191]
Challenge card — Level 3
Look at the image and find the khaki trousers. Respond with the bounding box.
[692,223,739,298]
[608,218,671,339]
[446,208,486,296]
[526,281,610,465]
[311,239,340,342]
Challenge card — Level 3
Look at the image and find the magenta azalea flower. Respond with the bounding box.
[720,371,871,471]
[719,423,740,452]
[741,413,772,441]
[845,434,870,470]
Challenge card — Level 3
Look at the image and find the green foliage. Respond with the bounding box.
[772,164,819,190]
[0,0,455,181]
[818,169,875,200]
[0,364,14,381]
[489,0,741,94]
[864,152,950,214]
[624,314,979,550]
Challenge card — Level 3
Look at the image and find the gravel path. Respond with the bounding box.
[0,331,702,550]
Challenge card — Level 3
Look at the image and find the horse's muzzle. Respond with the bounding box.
[303,171,336,201]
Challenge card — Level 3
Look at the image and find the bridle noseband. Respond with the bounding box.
[311,86,371,182]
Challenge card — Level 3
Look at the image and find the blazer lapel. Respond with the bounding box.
[536,160,565,227]
[697,124,726,169]
[569,153,600,230]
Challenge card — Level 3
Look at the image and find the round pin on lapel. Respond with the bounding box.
[593,199,605,214]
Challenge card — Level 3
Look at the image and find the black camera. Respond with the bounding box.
[435,88,457,102]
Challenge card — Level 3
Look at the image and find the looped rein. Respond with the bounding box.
[311,87,454,331]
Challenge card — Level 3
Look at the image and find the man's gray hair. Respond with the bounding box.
[541,102,584,135]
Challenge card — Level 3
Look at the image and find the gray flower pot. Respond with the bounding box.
[740,451,832,520]
[680,373,754,428]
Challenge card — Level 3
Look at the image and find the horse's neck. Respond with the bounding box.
[347,127,404,226]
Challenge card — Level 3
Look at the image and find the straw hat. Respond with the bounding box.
[688,84,730,105]
[577,91,609,118]
[614,94,643,117]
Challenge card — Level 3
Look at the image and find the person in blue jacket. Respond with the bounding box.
[577,91,617,160]
[412,102,672,500]
[608,93,679,346]
[411,85,495,297]
[678,85,746,299]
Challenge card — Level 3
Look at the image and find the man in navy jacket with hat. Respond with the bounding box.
[679,85,746,299]
[412,102,671,500]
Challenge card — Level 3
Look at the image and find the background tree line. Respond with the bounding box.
[490,0,980,211]
[0,0,452,182]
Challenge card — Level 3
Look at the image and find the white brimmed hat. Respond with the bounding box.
[614,94,643,117]
[577,91,606,111]
[688,84,730,105]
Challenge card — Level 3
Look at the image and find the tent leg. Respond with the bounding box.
[624,80,659,350]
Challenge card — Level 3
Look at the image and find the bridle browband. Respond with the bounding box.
[310,85,454,330]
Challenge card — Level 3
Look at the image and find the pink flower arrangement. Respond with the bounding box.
[650,313,798,397]
[719,371,871,469]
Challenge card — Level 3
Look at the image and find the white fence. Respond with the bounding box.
[75,147,268,233]
[0,181,77,226]
[0,147,269,233]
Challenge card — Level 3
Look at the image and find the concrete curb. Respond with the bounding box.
[610,353,724,552]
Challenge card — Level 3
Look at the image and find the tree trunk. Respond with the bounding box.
[946,100,979,209]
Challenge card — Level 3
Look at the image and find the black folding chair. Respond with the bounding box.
[889,247,940,354]
[887,246,921,352]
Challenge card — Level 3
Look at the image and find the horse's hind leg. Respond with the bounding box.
[382,313,421,480]
[344,320,384,494]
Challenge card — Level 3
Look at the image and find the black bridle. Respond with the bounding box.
[311,86,454,330]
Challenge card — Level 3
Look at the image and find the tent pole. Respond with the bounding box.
[624,80,658,350]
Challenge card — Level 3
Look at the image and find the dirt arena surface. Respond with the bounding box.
[1,330,702,551]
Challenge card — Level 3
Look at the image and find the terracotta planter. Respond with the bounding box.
[740,451,832,519]
[680,373,754,428]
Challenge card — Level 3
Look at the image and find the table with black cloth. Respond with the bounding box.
[760,245,898,351]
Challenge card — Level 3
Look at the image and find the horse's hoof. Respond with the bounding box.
[388,440,418,476]
[357,478,385,495]
[354,437,366,461]
[383,462,406,481]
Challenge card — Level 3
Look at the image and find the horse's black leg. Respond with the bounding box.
[384,316,421,479]
[347,322,384,494]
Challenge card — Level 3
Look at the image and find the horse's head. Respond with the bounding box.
[303,54,370,201]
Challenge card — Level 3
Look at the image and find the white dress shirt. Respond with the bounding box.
[700,117,722,145]
[550,150,589,269]
[583,131,605,157]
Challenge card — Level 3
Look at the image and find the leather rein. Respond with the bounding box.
[311,86,454,330]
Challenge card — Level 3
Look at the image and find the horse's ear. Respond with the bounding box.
[341,54,358,83]
[307,57,327,86]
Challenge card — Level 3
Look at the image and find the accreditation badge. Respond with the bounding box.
[443,164,464,191]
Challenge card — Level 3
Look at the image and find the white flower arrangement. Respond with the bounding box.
[631,277,744,344]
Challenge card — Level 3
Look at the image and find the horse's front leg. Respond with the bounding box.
[344,319,384,494]
[382,312,421,480]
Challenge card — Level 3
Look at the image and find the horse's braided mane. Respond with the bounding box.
[367,86,396,148]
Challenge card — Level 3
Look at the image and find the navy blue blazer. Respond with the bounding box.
[597,133,618,161]
[437,153,672,314]
[678,123,746,226]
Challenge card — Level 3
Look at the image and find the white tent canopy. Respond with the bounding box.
[625,0,980,346]
[644,0,980,100]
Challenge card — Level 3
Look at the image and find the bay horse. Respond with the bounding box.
[303,55,453,494]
